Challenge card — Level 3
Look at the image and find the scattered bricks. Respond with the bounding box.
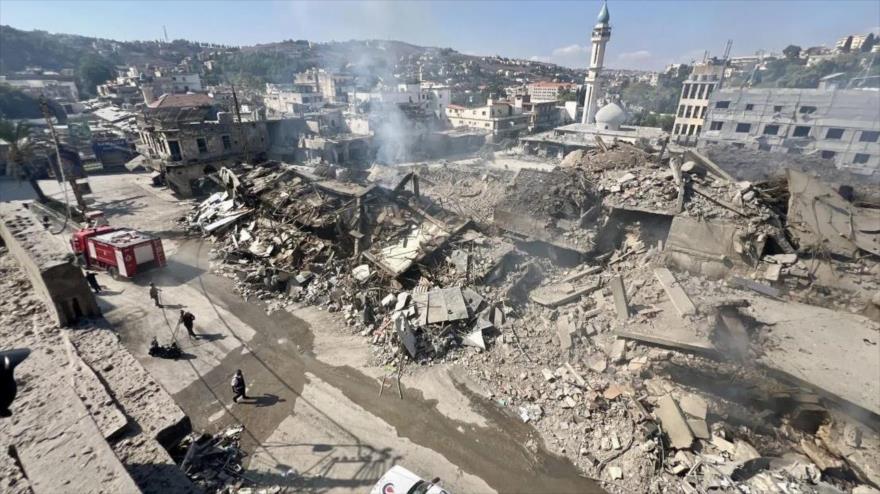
[541,368,556,382]
[655,394,694,450]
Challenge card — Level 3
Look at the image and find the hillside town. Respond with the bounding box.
[1,2,879,494]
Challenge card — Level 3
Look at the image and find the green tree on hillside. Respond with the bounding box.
[0,120,47,202]
[77,55,115,98]
[783,45,802,60]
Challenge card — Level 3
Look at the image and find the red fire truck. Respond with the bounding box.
[71,227,166,279]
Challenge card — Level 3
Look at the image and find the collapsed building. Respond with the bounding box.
[184,132,880,493]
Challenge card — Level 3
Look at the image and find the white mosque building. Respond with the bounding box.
[521,1,668,158]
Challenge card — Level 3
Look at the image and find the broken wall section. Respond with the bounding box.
[0,201,100,326]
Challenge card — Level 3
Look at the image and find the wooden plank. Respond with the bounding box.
[529,280,600,307]
[609,275,630,321]
[653,268,697,317]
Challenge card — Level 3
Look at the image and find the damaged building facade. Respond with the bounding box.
[699,87,880,174]
[135,94,270,196]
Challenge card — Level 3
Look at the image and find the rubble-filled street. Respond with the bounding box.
[2,2,879,492]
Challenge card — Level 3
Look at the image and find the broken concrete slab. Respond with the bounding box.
[746,297,880,417]
[655,394,695,450]
[687,419,710,440]
[556,315,575,350]
[679,394,708,420]
[654,267,697,317]
[411,287,469,325]
[664,215,754,278]
[609,339,627,363]
[616,300,718,356]
[462,329,486,351]
[609,275,630,321]
[786,169,880,257]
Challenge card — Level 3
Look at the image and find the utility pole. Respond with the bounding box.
[230,83,250,164]
[40,97,88,213]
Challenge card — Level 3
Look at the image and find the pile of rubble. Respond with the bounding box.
[183,141,880,493]
[178,425,248,492]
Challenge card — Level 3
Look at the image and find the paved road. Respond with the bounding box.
[23,173,603,493]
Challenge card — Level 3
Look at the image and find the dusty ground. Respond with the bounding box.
[12,172,602,493]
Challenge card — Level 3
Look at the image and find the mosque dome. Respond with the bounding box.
[594,102,625,130]
[596,1,610,25]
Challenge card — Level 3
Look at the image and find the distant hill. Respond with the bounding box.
[0,25,583,102]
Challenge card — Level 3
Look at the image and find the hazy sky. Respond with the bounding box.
[2,0,878,71]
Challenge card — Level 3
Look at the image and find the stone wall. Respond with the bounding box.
[0,201,100,326]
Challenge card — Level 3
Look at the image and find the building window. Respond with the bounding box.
[197,137,208,154]
[853,153,870,164]
[678,105,685,117]
[860,131,880,143]
[696,125,702,134]
[710,121,723,131]
[222,135,232,150]
[798,105,817,114]
[825,128,844,139]
[792,126,811,137]
[763,124,780,135]
[821,150,836,160]
[745,103,754,111]
[773,105,783,112]
[674,124,681,134]
[735,123,751,133]
[481,111,486,116]
[715,101,730,109]
[685,106,692,118]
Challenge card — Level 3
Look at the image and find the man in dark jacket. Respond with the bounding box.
[231,369,248,403]
[178,310,197,338]
[149,282,161,308]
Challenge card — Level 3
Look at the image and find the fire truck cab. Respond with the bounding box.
[71,227,166,279]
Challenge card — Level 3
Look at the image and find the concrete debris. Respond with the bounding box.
[179,424,246,492]
[655,395,694,450]
[172,153,880,494]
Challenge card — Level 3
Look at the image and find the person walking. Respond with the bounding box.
[231,369,248,403]
[178,310,197,339]
[85,272,101,293]
[149,282,162,308]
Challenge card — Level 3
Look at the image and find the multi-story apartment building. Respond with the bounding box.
[698,87,880,173]
[671,59,726,145]
[527,81,576,102]
[445,99,529,139]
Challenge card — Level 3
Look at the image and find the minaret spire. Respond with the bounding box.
[581,1,611,124]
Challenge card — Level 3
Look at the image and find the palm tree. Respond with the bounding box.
[0,119,47,202]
